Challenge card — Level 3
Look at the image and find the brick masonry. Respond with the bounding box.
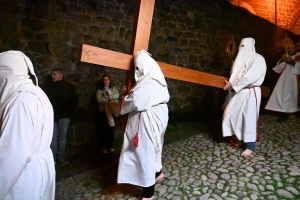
[228,0,300,36]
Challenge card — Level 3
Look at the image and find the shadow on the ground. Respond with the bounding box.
[55,146,120,184]
[55,118,234,184]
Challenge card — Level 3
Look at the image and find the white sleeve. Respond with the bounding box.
[120,80,169,115]
[273,62,286,74]
[0,94,38,197]
[232,56,266,93]
[292,61,300,75]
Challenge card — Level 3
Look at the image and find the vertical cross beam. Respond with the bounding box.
[125,0,156,93]
[120,0,156,129]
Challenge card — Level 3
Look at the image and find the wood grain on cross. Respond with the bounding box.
[80,0,270,128]
[81,43,270,96]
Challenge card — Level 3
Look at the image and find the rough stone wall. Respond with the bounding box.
[0,0,300,148]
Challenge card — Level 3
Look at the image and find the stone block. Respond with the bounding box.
[124,30,132,42]
[77,14,93,25]
[179,39,188,46]
[180,55,189,63]
[65,22,78,33]
[95,16,111,27]
[21,17,45,31]
[36,56,53,70]
[157,20,167,28]
[192,48,202,55]
[4,38,24,50]
[21,28,36,40]
[82,35,94,44]
[35,32,51,42]
[167,36,177,42]
[27,40,48,54]
[2,16,19,26]
[176,23,187,30]
[161,29,170,37]
[111,11,126,21]
[120,20,132,30]
[183,32,195,38]
[174,31,184,38]
[189,54,198,63]
[66,73,83,83]
[118,27,126,39]
[166,14,176,22]
[189,40,199,48]
[111,19,120,27]
[44,20,57,32]
[185,18,194,27]
[187,11,194,19]
[167,21,176,30]
[177,86,191,95]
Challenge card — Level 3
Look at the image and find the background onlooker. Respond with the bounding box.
[44,68,79,165]
[96,74,120,153]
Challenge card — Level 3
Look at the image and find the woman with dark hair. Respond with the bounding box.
[96,74,120,153]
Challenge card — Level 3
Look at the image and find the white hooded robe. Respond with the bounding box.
[0,51,55,200]
[265,52,300,113]
[222,38,267,142]
[117,50,169,187]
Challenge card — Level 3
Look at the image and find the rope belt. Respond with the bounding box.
[246,86,259,89]
[246,86,260,120]
[246,86,261,142]
[132,102,167,147]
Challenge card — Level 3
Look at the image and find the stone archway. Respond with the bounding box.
[227,0,256,15]
[287,9,300,36]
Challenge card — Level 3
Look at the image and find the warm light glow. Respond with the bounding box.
[227,0,300,36]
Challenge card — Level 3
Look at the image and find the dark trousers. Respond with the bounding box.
[142,171,162,198]
[245,142,255,151]
[277,112,289,121]
[96,112,114,148]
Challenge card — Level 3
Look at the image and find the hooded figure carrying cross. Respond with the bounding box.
[222,38,267,157]
[117,50,169,200]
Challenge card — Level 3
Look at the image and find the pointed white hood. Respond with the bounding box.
[131,50,167,93]
[0,51,38,112]
[229,38,257,85]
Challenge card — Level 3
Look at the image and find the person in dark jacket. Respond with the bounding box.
[44,68,78,165]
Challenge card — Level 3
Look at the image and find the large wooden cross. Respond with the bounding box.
[81,0,270,121]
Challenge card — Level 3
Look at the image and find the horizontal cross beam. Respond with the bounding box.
[81,44,270,96]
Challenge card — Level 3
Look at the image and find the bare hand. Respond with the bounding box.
[277,57,283,65]
[283,57,292,62]
[101,93,109,98]
[282,54,292,62]
[223,80,232,90]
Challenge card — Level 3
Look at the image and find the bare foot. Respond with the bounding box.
[155,172,164,182]
[241,149,253,157]
[142,196,153,200]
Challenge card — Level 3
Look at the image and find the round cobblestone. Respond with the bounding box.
[55,115,300,199]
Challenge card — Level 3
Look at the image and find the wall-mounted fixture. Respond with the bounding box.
[226,36,236,58]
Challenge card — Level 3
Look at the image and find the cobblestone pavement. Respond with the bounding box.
[55,114,300,200]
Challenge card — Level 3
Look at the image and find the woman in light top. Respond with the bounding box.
[96,74,120,153]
